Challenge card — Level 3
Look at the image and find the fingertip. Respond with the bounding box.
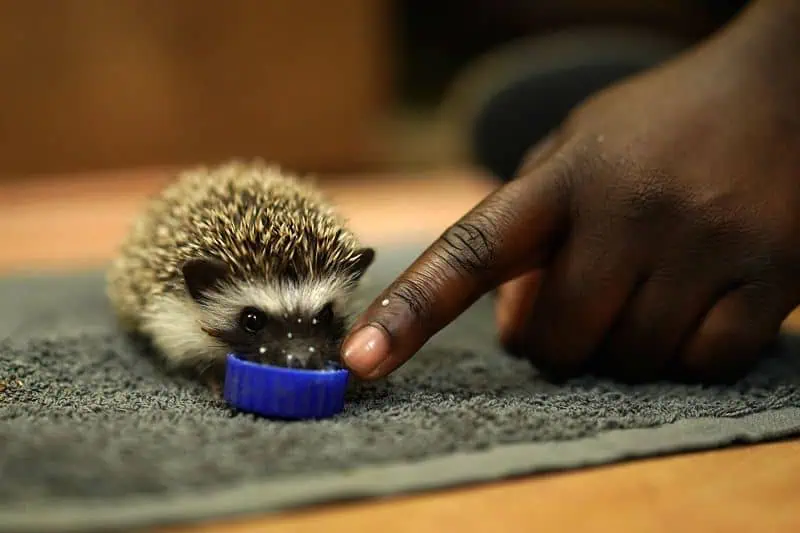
[341,160,570,379]
[675,284,789,383]
[341,323,391,379]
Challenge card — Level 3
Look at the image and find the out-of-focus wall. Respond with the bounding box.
[0,0,393,178]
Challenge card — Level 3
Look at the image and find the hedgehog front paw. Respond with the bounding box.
[200,367,226,401]
[205,376,224,399]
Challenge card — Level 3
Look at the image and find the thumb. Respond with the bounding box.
[495,269,543,347]
[340,167,571,379]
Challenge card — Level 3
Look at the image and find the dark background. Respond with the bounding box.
[0,0,748,179]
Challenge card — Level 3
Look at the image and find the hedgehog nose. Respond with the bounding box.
[282,349,326,370]
[284,353,305,369]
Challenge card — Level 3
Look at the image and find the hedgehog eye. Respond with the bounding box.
[316,302,335,324]
[239,307,268,334]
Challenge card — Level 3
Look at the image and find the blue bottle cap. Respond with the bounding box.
[223,353,350,420]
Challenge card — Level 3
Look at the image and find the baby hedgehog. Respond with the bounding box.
[106,161,375,391]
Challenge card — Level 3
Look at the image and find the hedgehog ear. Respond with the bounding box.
[348,247,375,281]
[181,257,230,302]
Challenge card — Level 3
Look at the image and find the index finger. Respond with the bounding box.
[340,166,571,379]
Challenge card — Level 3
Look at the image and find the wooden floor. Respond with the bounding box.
[2,166,799,532]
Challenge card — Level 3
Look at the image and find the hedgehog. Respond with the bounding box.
[106,160,375,393]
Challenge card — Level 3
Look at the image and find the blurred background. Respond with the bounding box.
[0,0,747,273]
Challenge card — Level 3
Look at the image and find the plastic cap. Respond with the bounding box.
[223,353,350,420]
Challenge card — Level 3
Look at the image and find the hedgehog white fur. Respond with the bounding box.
[106,160,375,388]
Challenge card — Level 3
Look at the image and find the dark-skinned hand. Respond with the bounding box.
[341,0,800,383]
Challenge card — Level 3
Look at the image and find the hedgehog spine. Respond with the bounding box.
[106,160,375,377]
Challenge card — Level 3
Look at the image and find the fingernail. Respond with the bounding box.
[342,324,389,377]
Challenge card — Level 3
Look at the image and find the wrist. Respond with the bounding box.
[678,0,800,134]
[713,0,800,95]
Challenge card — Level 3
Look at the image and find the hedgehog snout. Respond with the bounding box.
[257,338,332,370]
[282,346,326,370]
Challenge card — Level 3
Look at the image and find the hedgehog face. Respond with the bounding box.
[180,249,375,369]
[206,302,348,369]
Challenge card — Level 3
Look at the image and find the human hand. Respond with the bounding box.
[341,1,800,383]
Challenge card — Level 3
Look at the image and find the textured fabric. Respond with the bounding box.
[1,245,799,533]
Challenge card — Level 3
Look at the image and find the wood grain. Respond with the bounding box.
[0,165,497,274]
[1,167,798,533]
[158,440,800,533]
[0,0,391,176]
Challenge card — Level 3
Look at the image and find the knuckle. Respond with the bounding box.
[570,151,676,230]
[688,198,797,279]
[387,270,441,325]
[517,131,562,175]
[734,281,792,325]
[686,189,750,243]
[615,170,677,225]
[438,216,499,280]
[742,207,800,273]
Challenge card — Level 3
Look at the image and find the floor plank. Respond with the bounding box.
[159,440,800,533]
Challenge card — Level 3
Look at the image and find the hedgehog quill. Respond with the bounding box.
[106,161,375,393]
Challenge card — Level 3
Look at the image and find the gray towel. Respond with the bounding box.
[1,245,799,533]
